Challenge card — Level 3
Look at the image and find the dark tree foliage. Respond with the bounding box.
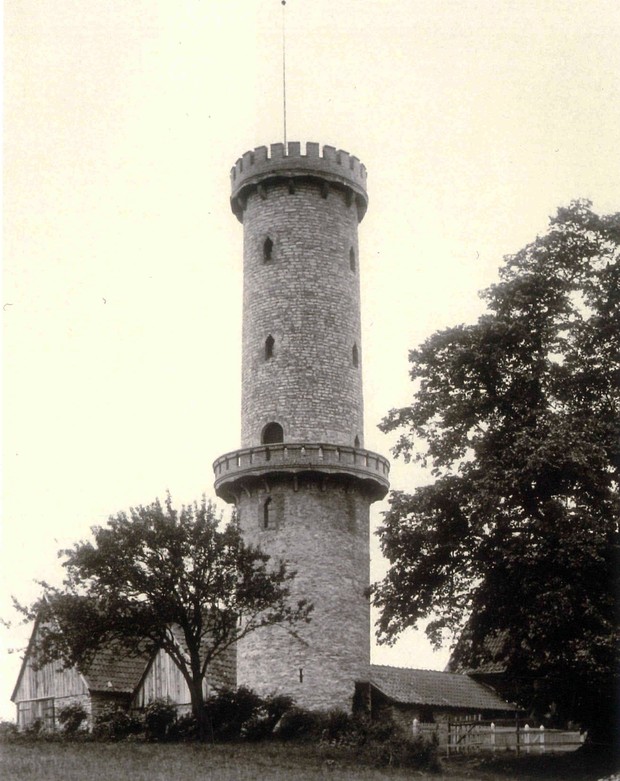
[373,201,619,738]
[19,496,311,739]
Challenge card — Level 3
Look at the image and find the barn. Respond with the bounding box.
[11,616,236,731]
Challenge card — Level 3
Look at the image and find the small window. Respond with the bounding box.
[349,247,356,271]
[265,335,275,360]
[262,422,284,444]
[352,344,359,368]
[263,237,273,263]
[263,497,272,529]
[354,435,361,448]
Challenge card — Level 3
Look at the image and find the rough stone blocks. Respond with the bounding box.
[236,475,371,711]
[241,180,364,448]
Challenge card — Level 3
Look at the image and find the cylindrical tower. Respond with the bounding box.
[213,142,389,711]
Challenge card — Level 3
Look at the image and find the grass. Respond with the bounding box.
[0,740,616,781]
[1,742,409,781]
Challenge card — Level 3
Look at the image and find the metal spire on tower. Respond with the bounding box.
[282,0,287,146]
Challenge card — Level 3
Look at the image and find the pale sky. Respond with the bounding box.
[3,0,619,720]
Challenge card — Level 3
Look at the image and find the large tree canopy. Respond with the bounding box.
[20,496,311,738]
[373,200,619,737]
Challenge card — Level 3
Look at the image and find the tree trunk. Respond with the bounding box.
[187,677,209,742]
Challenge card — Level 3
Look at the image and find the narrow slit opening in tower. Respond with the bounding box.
[349,247,356,271]
[263,236,273,263]
[263,497,272,530]
[352,343,359,368]
[354,435,361,448]
[265,334,275,360]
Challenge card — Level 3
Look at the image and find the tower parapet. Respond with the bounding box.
[214,443,390,504]
[230,142,368,222]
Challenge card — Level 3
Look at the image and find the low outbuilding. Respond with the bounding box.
[357,664,516,742]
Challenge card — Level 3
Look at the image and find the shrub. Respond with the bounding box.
[0,720,19,742]
[92,704,143,741]
[168,712,199,741]
[362,714,399,744]
[358,721,440,771]
[275,707,322,741]
[264,694,295,726]
[25,718,44,737]
[242,693,295,741]
[239,704,271,741]
[143,699,177,741]
[204,687,264,741]
[58,703,88,734]
[320,709,359,744]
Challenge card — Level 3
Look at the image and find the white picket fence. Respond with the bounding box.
[411,718,584,754]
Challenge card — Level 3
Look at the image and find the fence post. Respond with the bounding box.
[539,724,545,754]
[412,718,419,736]
[524,724,530,754]
[491,722,496,753]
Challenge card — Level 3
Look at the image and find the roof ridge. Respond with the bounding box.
[370,663,468,675]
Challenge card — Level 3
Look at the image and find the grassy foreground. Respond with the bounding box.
[1,741,616,781]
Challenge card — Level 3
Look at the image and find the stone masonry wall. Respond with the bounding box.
[240,180,364,448]
[235,474,371,712]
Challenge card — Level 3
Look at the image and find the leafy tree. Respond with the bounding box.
[373,200,619,740]
[19,496,311,740]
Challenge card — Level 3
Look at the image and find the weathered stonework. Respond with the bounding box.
[214,142,389,712]
[241,179,363,448]
[235,475,371,711]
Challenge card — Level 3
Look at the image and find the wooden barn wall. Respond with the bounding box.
[16,692,92,731]
[13,652,88,703]
[133,645,236,710]
[133,647,199,709]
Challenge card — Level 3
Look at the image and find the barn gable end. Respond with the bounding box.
[11,615,91,730]
[134,627,236,713]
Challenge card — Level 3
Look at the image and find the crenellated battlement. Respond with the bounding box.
[230,142,368,221]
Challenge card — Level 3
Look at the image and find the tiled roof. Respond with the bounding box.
[83,625,236,694]
[369,665,513,712]
[82,644,151,694]
[467,633,507,674]
[447,631,508,675]
[168,625,236,691]
[11,617,151,701]
[13,613,233,700]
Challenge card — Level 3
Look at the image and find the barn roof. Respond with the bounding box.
[369,664,513,712]
[166,624,236,690]
[11,613,152,700]
[446,631,508,675]
[12,615,234,702]
[82,645,151,693]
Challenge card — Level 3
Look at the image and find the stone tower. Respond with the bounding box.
[213,141,389,711]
